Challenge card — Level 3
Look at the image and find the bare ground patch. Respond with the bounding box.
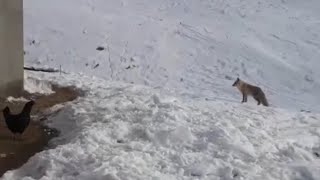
[0,85,81,176]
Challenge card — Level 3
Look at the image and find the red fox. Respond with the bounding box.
[232,78,269,106]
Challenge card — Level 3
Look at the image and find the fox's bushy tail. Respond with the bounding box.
[260,92,269,106]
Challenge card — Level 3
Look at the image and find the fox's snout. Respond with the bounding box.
[232,82,237,86]
[232,78,240,87]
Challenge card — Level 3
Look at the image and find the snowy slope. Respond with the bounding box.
[24,0,320,112]
[3,72,320,180]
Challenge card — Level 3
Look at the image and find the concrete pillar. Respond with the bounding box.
[0,0,24,97]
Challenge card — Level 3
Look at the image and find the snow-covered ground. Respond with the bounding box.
[2,0,320,179]
[24,0,320,112]
[3,72,320,180]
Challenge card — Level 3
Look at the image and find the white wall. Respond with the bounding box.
[0,0,24,97]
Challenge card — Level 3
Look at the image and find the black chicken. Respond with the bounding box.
[2,100,35,140]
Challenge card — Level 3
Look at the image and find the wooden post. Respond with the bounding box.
[0,0,24,97]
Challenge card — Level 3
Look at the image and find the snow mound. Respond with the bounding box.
[6,96,29,103]
[24,73,54,95]
[2,73,320,180]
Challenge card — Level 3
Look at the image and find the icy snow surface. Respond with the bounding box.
[3,0,320,179]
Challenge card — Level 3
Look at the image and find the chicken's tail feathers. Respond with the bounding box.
[22,100,35,114]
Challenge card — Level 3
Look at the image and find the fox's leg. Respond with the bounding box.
[242,94,248,103]
[254,96,261,105]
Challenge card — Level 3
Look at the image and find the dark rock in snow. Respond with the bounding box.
[96,46,105,51]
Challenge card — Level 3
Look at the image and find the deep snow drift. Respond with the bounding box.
[2,72,320,180]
